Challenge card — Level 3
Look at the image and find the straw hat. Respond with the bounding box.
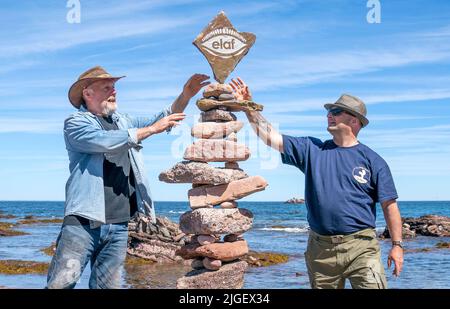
[324,94,369,127]
[68,66,125,109]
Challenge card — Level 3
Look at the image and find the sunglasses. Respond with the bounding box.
[328,108,346,116]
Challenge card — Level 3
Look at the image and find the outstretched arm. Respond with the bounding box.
[230,78,283,153]
[245,110,283,153]
[171,74,210,113]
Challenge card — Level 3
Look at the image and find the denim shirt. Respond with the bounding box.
[63,105,172,225]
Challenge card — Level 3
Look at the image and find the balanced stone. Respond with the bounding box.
[176,260,248,289]
[224,161,239,169]
[188,176,268,208]
[159,161,248,185]
[198,240,248,261]
[191,121,243,139]
[180,208,253,235]
[197,235,216,245]
[197,98,263,112]
[224,234,243,242]
[203,83,233,98]
[218,93,235,101]
[200,109,237,122]
[191,258,204,270]
[220,201,237,209]
[203,257,222,270]
[183,139,250,162]
[177,240,249,261]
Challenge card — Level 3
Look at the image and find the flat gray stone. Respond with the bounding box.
[200,109,237,122]
[158,161,248,185]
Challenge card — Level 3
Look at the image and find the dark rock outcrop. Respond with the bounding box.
[284,198,305,204]
[379,215,450,238]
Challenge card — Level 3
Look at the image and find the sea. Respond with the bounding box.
[0,201,449,289]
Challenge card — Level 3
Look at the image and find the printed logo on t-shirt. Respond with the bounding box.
[352,167,370,184]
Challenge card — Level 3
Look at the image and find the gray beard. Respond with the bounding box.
[101,102,117,117]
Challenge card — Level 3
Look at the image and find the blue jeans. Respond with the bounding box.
[46,222,128,289]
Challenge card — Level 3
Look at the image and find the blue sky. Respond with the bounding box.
[1,0,449,201]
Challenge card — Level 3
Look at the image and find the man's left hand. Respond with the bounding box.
[387,246,404,277]
[182,74,210,99]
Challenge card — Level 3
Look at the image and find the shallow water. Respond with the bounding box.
[0,201,449,289]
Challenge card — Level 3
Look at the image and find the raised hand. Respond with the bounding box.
[230,77,252,101]
[182,74,210,99]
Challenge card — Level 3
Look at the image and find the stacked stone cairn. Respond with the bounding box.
[159,83,267,289]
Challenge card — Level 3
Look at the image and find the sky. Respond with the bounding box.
[0,0,449,202]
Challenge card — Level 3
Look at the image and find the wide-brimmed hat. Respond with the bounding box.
[68,66,125,109]
[324,94,369,127]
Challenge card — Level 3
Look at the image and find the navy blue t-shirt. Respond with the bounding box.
[281,135,398,235]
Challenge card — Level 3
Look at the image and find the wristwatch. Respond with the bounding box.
[392,240,403,249]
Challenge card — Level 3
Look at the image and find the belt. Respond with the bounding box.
[310,229,375,244]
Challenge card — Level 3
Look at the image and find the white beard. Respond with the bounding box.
[101,101,117,117]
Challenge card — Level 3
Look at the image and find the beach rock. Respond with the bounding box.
[192,11,256,83]
[159,161,248,185]
[191,258,204,270]
[127,215,193,264]
[220,201,238,209]
[191,121,244,139]
[187,176,268,208]
[226,132,238,142]
[183,139,250,162]
[127,233,186,264]
[203,257,222,270]
[197,235,216,245]
[200,109,237,122]
[179,208,253,235]
[203,83,233,98]
[176,260,248,289]
[197,98,263,112]
[380,215,450,238]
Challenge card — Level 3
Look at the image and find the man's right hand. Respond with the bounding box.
[137,113,185,142]
[150,113,185,134]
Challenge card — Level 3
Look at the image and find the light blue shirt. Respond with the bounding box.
[63,105,172,225]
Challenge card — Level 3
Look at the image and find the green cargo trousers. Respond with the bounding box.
[305,228,387,289]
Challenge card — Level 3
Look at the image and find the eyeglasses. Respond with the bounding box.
[328,108,345,116]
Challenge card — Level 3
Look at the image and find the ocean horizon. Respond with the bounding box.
[1,200,449,289]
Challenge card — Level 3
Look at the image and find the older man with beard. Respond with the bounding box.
[46,66,209,289]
